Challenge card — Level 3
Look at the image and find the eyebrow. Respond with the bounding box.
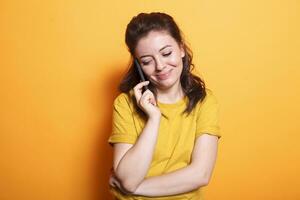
[139,45,172,59]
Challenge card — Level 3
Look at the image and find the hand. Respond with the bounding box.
[133,81,161,118]
[109,170,132,195]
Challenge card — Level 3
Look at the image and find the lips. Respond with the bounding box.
[156,70,172,80]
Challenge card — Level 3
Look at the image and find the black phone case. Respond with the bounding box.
[134,59,149,93]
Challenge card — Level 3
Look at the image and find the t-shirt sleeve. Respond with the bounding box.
[108,93,138,146]
[195,90,221,139]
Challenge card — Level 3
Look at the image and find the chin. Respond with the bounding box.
[155,79,178,89]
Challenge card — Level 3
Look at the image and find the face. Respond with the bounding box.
[134,30,185,90]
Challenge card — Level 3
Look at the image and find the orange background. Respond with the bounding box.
[1,1,299,200]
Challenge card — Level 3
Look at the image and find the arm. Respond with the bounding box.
[110,84,162,193]
[114,115,161,193]
[132,133,219,197]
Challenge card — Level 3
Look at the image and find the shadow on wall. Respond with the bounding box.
[88,62,129,200]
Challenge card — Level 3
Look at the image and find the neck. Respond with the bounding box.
[156,82,185,104]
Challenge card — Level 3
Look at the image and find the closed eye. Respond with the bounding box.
[162,51,172,57]
[142,60,152,66]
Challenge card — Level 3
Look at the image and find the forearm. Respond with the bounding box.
[133,164,208,197]
[115,115,161,192]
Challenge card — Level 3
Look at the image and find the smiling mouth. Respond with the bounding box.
[156,70,172,80]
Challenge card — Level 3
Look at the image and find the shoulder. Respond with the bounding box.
[197,88,219,108]
[205,88,218,101]
[113,89,135,108]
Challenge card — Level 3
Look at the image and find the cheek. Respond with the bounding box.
[142,67,155,76]
[168,52,183,66]
[171,56,184,75]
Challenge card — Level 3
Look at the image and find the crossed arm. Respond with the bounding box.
[109,133,219,197]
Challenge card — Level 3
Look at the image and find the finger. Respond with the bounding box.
[110,177,132,195]
[138,80,150,87]
[151,98,157,106]
[134,81,149,92]
[141,89,154,97]
[140,91,152,105]
[109,176,115,187]
[134,81,150,100]
[141,90,156,105]
[134,81,149,97]
[147,90,156,104]
[110,175,121,188]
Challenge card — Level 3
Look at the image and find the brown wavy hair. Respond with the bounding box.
[119,12,206,117]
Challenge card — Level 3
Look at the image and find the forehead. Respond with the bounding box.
[134,31,178,56]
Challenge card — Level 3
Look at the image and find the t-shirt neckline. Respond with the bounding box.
[157,95,187,108]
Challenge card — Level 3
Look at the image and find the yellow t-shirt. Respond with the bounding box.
[108,88,221,200]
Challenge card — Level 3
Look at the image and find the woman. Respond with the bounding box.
[108,12,221,200]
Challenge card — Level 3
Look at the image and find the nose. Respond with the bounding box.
[155,57,165,71]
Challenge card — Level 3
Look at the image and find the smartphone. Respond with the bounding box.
[134,58,149,92]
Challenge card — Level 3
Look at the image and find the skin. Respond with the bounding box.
[109,30,219,196]
[134,30,186,104]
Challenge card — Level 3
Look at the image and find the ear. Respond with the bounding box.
[180,43,185,58]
